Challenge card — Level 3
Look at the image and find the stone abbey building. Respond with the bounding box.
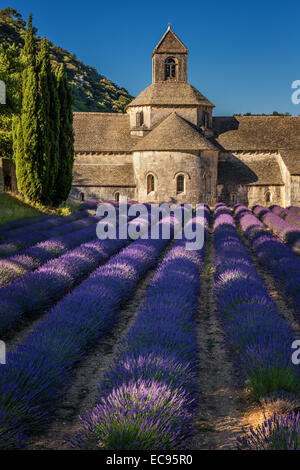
[71,27,300,207]
[2,27,299,207]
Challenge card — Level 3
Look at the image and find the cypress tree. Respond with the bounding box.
[15,16,61,205]
[24,14,35,66]
[15,14,41,202]
[48,55,60,203]
[53,64,74,205]
[36,38,51,202]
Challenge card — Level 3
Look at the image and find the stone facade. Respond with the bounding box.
[132,150,218,204]
[70,27,300,208]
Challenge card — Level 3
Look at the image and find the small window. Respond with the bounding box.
[147,174,155,194]
[204,174,211,194]
[265,191,272,203]
[136,111,144,127]
[176,174,185,194]
[80,192,85,202]
[165,58,176,80]
[231,193,237,204]
[203,111,210,128]
[114,192,120,202]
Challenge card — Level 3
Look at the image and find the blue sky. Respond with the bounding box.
[6,0,300,115]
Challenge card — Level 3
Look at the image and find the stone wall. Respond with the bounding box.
[128,105,207,131]
[217,184,248,206]
[291,176,300,206]
[276,153,291,206]
[149,106,201,128]
[217,184,283,207]
[69,186,136,202]
[133,150,218,204]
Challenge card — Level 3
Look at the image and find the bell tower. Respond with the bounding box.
[152,25,188,83]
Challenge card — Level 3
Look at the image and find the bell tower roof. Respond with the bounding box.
[152,25,188,57]
[152,26,189,83]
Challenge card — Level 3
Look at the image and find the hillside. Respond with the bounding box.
[0,8,134,112]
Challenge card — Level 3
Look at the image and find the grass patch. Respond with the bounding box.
[195,420,216,432]
[0,192,82,225]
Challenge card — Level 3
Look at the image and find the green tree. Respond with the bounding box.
[15,16,63,205]
[14,14,42,202]
[0,7,26,28]
[36,38,52,198]
[52,63,74,205]
[0,43,23,158]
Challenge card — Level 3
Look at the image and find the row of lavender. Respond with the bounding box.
[0,199,97,235]
[0,214,177,449]
[270,205,300,229]
[0,201,140,285]
[0,210,97,257]
[72,209,209,450]
[235,205,300,323]
[253,205,300,253]
[213,204,298,406]
[0,215,101,286]
[218,204,300,450]
[0,209,93,243]
[0,210,141,336]
[0,202,131,287]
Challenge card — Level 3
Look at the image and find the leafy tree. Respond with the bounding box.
[0,43,23,158]
[0,7,26,28]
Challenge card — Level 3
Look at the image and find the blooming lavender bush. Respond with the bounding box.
[270,205,300,230]
[0,217,101,286]
[288,206,300,214]
[0,213,147,335]
[0,210,92,242]
[235,205,300,323]
[237,412,300,450]
[0,213,55,233]
[71,212,209,450]
[253,205,300,252]
[0,202,128,287]
[0,215,177,449]
[0,210,96,257]
[214,204,299,400]
[80,199,98,210]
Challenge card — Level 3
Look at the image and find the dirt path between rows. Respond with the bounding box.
[27,243,173,450]
[191,228,257,450]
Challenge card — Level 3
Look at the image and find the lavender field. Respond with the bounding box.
[1,200,300,450]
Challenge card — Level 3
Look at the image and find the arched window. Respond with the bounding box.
[165,58,176,80]
[265,191,272,203]
[176,174,185,194]
[147,174,155,194]
[80,192,85,202]
[231,193,237,205]
[204,174,211,194]
[114,192,120,202]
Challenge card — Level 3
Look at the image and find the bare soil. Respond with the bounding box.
[191,229,255,450]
